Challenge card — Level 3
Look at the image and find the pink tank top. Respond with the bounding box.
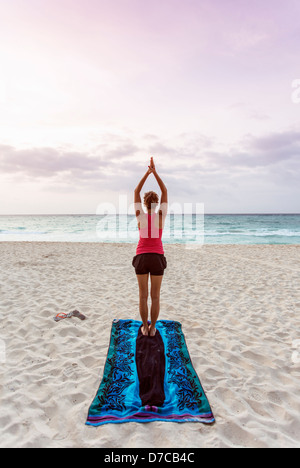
[136,213,164,255]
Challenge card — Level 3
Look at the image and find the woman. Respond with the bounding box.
[132,157,168,337]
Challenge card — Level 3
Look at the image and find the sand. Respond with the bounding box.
[0,242,299,448]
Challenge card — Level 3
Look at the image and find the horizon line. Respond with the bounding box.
[1,212,300,216]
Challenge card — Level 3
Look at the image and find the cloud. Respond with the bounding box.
[0,145,100,177]
[0,140,139,179]
[1,128,299,197]
[144,129,300,177]
[245,130,300,152]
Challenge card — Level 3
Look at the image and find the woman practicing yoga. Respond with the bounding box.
[132,157,168,337]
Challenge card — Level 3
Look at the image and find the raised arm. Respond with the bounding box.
[134,168,152,203]
[150,158,168,204]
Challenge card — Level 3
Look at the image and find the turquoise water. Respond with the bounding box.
[0,214,300,244]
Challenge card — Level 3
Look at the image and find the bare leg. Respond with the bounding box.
[137,274,150,335]
[149,275,163,336]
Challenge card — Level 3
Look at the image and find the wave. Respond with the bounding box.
[0,230,48,235]
[1,214,299,244]
[204,230,300,237]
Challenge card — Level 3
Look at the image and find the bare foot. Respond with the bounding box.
[141,325,149,336]
[149,324,156,337]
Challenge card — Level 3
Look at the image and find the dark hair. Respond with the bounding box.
[143,191,159,211]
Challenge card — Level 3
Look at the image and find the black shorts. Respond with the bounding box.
[132,253,167,276]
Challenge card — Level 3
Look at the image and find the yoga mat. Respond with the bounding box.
[86,319,215,425]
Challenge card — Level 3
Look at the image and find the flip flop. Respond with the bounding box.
[72,310,86,321]
[53,310,86,322]
[54,312,73,322]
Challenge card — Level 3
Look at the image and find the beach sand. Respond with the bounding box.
[0,242,299,448]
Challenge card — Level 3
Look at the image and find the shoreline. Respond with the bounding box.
[0,242,299,447]
[1,243,299,246]
[1,213,299,246]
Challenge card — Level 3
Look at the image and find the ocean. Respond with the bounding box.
[0,214,300,244]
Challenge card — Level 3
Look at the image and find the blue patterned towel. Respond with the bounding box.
[86,319,215,426]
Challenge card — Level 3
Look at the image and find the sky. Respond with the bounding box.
[0,0,300,214]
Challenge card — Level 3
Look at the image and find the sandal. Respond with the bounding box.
[54,312,73,322]
[53,310,86,322]
[72,310,86,321]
